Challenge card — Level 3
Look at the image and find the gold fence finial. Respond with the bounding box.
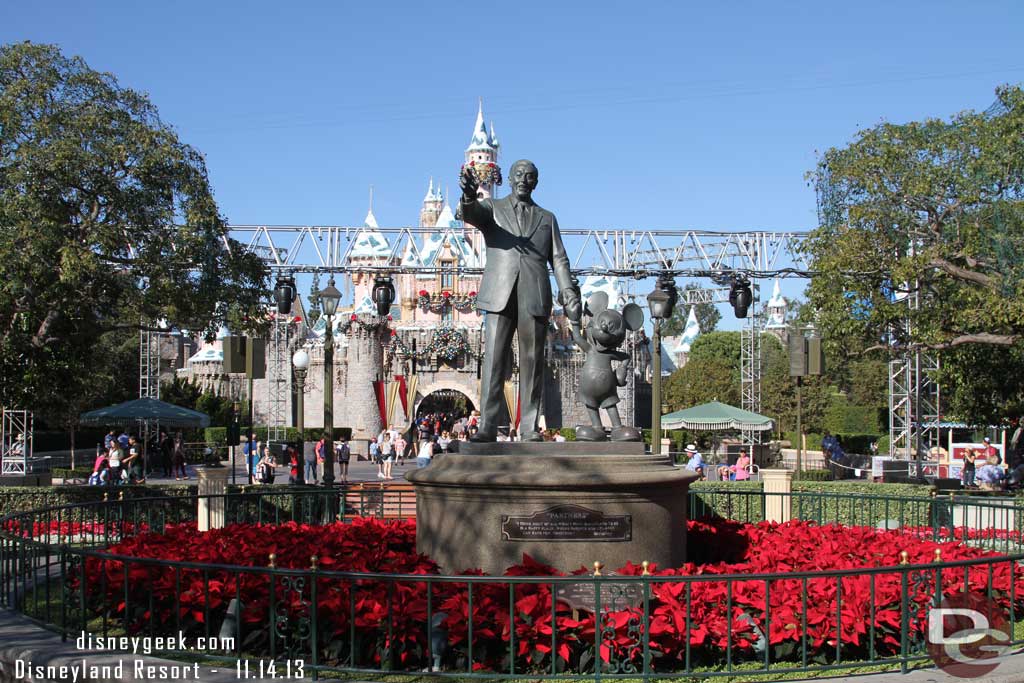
[268,553,276,568]
[118,491,125,501]
[934,548,942,563]
[900,550,909,565]
[310,555,319,571]
[593,561,603,576]
[641,561,651,576]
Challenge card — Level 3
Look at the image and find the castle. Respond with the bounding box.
[177,102,646,447]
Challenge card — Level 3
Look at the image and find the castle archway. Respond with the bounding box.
[415,388,476,420]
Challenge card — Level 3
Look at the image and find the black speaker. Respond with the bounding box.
[249,339,266,380]
[222,336,266,379]
[788,334,807,377]
[223,336,246,374]
[807,337,825,376]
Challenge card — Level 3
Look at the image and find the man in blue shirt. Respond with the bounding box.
[684,444,704,478]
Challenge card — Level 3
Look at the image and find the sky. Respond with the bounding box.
[3,1,1023,326]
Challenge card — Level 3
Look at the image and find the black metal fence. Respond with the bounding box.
[2,487,1023,680]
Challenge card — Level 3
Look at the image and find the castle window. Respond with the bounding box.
[440,258,455,291]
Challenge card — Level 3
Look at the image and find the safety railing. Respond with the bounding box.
[2,487,1023,680]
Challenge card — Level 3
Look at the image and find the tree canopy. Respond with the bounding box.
[661,283,721,337]
[0,42,267,412]
[807,85,1024,349]
[805,85,1024,422]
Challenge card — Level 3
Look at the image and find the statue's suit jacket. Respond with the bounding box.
[457,195,575,316]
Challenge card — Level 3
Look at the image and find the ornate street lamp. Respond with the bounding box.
[319,277,341,486]
[646,277,677,456]
[273,275,296,314]
[292,348,310,444]
[372,275,396,317]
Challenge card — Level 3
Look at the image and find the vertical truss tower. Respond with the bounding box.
[139,329,160,399]
[266,316,291,443]
[739,285,763,445]
[1,409,33,475]
[888,352,941,459]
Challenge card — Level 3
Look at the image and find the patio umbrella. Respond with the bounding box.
[661,400,773,432]
[79,397,211,429]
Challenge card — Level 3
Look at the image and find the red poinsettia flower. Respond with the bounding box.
[468,291,477,297]
[442,291,451,298]
[418,289,428,297]
[350,314,357,321]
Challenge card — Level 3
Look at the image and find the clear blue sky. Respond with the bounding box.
[4,1,1023,320]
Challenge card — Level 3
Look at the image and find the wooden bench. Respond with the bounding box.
[343,482,416,520]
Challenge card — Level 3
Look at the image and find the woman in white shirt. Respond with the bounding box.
[380,434,394,480]
[416,438,433,468]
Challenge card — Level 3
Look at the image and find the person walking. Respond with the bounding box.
[416,437,434,468]
[380,433,394,480]
[171,434,187,480]
[963,448,978,488]
[336,438,350,484]
[306,437,320,485]
[108,441,124,484]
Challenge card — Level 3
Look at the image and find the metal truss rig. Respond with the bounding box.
[228,225,811,278]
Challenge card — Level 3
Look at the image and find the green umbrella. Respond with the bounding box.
[661,400,773,432]
[80,397,211,428]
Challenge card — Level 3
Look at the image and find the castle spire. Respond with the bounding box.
[467,98,495,152]
[364,185,378,228]
[423,177,435,202]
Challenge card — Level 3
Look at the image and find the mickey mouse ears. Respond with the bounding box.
[585,291,609,316]
[622,303,644,331]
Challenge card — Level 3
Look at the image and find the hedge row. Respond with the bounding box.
[689,481,936,528]
[0,484,196,518]
[783,431,882,454]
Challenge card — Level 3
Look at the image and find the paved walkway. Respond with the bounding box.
[2,606,1023,682]
[134,452,418,487]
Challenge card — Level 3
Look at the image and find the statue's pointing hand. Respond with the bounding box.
[460,166,479,200]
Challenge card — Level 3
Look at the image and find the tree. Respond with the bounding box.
[808,85,1024,351]
[806,86,1024,422]
[663,332,740,410]
[661,283,721,337]
[0,43,268,415]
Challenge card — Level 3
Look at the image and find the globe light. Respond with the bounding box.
[292,349,310,371]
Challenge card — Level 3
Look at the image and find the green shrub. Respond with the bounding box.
[793,469,832,481]
[52,467,94,480]
[784,431,881,455]
[0,484,195,518]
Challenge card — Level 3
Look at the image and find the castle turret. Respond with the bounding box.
[419,177,444,227]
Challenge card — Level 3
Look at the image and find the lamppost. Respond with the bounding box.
[646,277,677,456]
[292,348,309,447]
[319,277,341,486]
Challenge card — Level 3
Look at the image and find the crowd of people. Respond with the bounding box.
[90,428,187,486]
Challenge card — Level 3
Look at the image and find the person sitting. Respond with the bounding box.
[731,450,752,481]
[683,444,704,479]
[88,459,111,486]
[976,454,1006,491]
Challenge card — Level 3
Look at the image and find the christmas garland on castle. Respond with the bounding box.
[387,325,480,362]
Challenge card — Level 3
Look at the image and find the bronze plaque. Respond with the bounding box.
[555,573,644,613]
[501,504,632,542]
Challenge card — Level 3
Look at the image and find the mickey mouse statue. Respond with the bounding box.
[569,291,644,441]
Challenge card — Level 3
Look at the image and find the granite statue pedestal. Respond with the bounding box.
[405,442,699,574]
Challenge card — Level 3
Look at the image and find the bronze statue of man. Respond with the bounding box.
[458,159,582,442]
